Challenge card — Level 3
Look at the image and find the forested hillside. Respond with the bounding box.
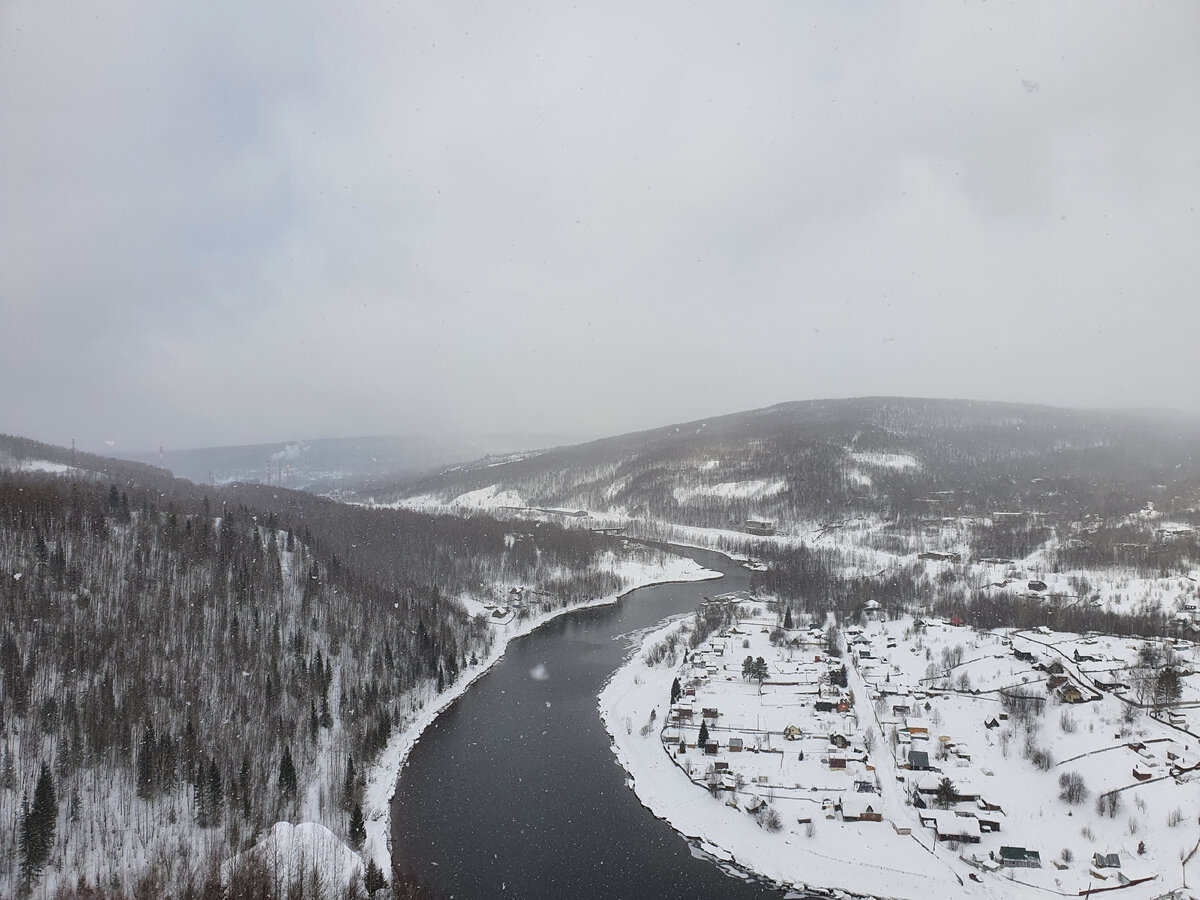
[0,437,637,897]
[384,398,1200,549]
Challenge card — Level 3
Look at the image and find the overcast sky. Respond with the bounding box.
[2,2,1198,452]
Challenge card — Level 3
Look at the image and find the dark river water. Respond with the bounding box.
[391,546,786,899]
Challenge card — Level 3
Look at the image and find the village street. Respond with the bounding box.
[843,638,963,887]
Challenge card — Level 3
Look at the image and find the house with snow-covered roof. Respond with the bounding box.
[839,794,882,822]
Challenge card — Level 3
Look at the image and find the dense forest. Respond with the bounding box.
[0,437,643,898]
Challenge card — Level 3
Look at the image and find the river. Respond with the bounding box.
[391,545,786,899]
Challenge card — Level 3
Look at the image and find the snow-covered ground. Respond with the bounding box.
[848,450,922,470]
[602,611,1200,900]
[224,822,363,891]
[360,550,723,879]
[0,457,84,476]
[673,480,787,504]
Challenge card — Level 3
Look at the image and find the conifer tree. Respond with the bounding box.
[349,803,366,850]
[342,754,356,811]
[206,759,223,826]
[20,764,57,889]
[279,746,297,802]
[364,859,387,895]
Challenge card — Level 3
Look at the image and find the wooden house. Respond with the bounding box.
[840,794,883,822]
[998,846,1041,868]
[1059,684,1084,704]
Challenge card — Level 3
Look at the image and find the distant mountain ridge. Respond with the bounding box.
[109,433,585,493]
[383,397,1200,529]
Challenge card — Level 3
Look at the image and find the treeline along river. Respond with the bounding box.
[391,545,786,899]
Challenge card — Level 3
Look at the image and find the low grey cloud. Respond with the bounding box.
[2,1,1197,451]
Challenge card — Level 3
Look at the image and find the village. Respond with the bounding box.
[644,592,1200,898]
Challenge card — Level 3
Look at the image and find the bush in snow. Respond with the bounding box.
[1096,792,1122,819]
[1058,771,1088,805]
[760,806,783,832]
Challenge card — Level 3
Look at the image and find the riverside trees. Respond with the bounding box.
[0,463,631,895]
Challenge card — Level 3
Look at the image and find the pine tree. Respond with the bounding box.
[319,695,333,729]
[783,607,794,630]
[18,793,34,891]
[342,754,357,811]
[21,764,57,888]
[698,720,710,747]
[279,746,297,802]
[349,803,366,850]
[670,677,681,705]
[206,759,223,826]
[194,775,208,828]
[364,858,387,895]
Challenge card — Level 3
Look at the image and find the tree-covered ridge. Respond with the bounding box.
[0,467,623,896]
[385,398,1200,529]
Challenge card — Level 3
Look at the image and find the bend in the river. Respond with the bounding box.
[391,545,788,899]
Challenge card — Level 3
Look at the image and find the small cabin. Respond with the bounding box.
[745,518,776,536]
[840,795,882,822]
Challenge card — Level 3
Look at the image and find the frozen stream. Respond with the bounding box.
[390,545,787,898]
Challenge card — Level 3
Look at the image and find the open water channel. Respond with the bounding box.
[391,545,789,899]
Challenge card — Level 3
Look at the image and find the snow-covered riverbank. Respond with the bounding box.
[362,552,724,878]
[598,618,970,900]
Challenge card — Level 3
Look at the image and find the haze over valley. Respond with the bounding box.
[2,1,1198,898]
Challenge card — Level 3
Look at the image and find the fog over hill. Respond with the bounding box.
[382,397,1200,529]
[109,433,586,494]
